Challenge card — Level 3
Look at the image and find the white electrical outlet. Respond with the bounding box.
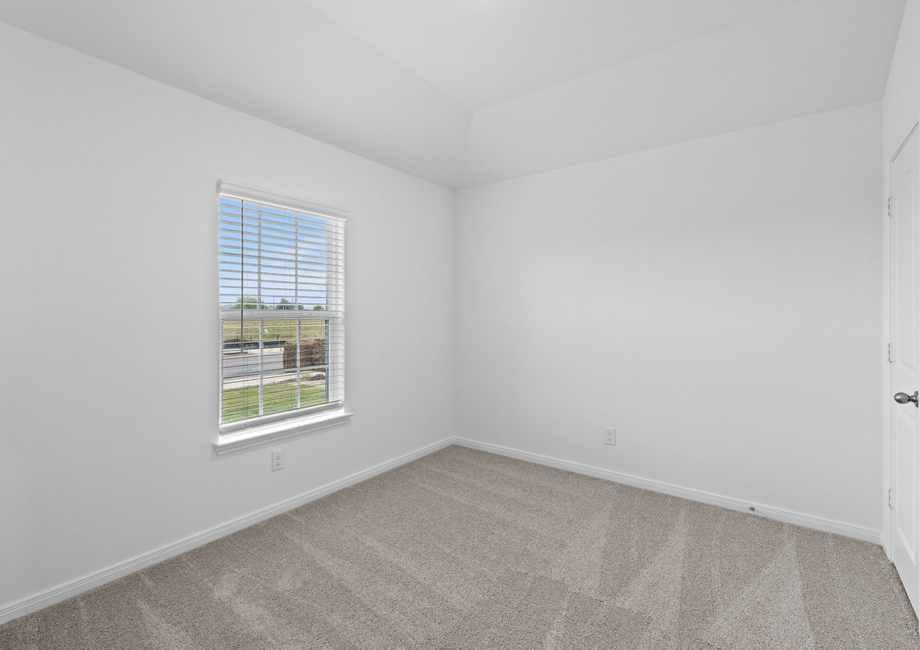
[604,428,616,446]
[272,449,284,472]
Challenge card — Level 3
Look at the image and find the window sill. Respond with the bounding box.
[213,409,353,455]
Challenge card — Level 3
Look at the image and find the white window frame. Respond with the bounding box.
[213,181,352,454]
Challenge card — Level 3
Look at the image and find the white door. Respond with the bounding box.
[891,124,920,616]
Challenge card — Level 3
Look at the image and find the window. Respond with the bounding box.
[215,181,349,453]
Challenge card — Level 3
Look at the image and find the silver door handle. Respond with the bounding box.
[894,391,919,406]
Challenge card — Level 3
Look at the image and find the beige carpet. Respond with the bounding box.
[2,445,918,649]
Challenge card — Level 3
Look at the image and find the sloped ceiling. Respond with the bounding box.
[0,0,906,188]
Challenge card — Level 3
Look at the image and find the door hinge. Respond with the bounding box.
[889,196,895,217]
[888,343,894,363]
[889,488,894,509]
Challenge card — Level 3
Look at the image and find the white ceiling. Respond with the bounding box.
[306,0,809,110]
[0,0,907,188]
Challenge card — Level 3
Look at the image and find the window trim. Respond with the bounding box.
[217,180,349,221]
[213,408,354,455]
[213,180,351,455]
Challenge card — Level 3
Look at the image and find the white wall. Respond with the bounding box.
[0,23,454,614]
[455,102,883,532]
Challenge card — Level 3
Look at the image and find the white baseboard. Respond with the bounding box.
[1,434,885,626]
[454,437,883,547]
[0,437,454,626]
[881,528,894,561]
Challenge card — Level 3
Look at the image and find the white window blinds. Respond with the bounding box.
[217,181,346,433]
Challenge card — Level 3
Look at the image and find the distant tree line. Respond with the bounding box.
[228,296,324,310]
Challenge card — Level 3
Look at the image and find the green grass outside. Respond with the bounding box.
[222,379,326,422]
[222,319,326,344]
